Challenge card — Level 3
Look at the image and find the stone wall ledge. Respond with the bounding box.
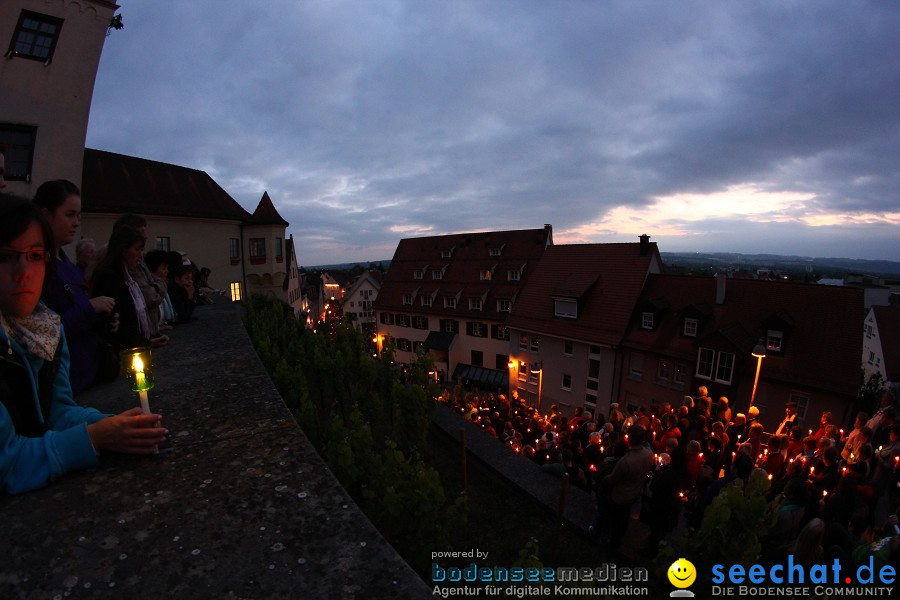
[0,300,430,600]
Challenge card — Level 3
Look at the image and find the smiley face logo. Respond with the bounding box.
[667,558,696,589]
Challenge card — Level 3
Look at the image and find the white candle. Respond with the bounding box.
[133,356,151,414]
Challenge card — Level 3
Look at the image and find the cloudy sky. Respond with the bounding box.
[86,1,900,266]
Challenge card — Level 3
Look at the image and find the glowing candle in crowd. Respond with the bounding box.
[809,466,815,475]
[133,356,151,415]
[822,490,828,498]
[768,474,773,480]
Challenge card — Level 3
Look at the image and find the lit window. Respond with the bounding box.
[766,330,783,352]
[229,281,242,302]
[518,361,528,381]
[479,269,492,281]
[642,312,654,330]
[554,298,577,319]
[9,11,63,61]
[684,318,698,337]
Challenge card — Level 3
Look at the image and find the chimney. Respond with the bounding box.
[716,272,726,305]
[543,224,553,246]
[639,234,650,256]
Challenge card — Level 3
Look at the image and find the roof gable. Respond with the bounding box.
[506,242,659,345]
[251,191,290,226]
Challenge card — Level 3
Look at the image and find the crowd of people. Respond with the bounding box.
[0,180,218,494]
[439,384,900,569]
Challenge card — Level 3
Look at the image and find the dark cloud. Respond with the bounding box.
[86,1,900,264]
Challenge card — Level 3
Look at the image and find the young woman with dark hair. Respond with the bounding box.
[33,179,117,393]
[0,194,166,494]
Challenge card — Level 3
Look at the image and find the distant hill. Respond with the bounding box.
[304,260,391,271]
[303,253,900,277]
[662,252,900,277]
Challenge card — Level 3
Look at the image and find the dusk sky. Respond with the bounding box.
[86,1,900,267]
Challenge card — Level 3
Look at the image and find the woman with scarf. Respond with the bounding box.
[92,225,161,352]
[0,195,167,494]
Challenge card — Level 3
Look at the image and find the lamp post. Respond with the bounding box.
[749,341,766,408]
[533,361,543,413]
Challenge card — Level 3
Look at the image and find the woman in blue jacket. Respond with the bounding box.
[33,179,117,393]
[0,195,167,494]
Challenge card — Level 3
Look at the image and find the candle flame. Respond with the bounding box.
[133,355,144,372]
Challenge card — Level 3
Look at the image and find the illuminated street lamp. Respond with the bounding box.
[532,361,543,413]
[749,341,766,408]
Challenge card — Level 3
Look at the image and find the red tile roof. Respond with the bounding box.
[251,191,289,226]
[376,226,552,320]
[506,242,662,345]
[624,275,864,396]
[873,305,900,381]
[81,148,252,222]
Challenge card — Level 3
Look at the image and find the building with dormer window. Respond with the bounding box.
[505,237,662,417]
[375,226,553,386]
[620,274,863,431]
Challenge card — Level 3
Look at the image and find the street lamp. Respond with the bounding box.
[532,361,543,413]
[749,340,766,408]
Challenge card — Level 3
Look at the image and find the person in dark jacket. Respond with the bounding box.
[92,226,159,352]
[33,180,116,393]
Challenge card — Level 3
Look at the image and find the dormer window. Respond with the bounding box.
[441,247,455,259]
[445,296,457,309]
[432,269,443,280]
[489,247,502,257]
[414,270,423,280]
[469,298,482,311]
[421,295,432,307]
[684,318,698,337]
[554,298,577,319]
[497,299,511,312]
[641,312,654,330]
[766,330,783,352]
[479,269,492,281]
[508,269,521,281]
[402,294,413,306]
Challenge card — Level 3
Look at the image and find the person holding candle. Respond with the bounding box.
[0,196,168,494]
